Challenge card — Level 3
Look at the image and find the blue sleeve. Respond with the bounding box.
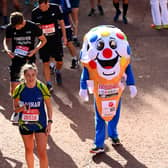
[126,64,136,85]
[80,67,89,89]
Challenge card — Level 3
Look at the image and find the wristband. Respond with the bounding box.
[48,120,53,124]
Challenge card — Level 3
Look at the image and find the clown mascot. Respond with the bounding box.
[79,25,137,154]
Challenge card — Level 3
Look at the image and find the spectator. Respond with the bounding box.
[88,0,104,16]
[150,0,168,29]
[112,0,129,24]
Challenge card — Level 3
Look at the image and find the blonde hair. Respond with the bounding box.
[20,63,38,82]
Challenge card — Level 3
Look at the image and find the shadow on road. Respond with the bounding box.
[0,150,23,168]
[92,145,147,168]
[0,82,13,120]
[47,135,77,168]
[51,77,95,141]
[113,144,147,168]
[92,152,123,168]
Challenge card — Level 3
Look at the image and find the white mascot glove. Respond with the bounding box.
[79,89,89,102]
[129,85,137,98]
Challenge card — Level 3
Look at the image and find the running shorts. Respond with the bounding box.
[70,0,80,8]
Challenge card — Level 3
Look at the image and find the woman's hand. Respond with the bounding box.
[14,105,26,113]
[45,123,52,136]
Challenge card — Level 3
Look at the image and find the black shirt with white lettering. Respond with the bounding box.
[6,20,42,56]
[32,3,63,42]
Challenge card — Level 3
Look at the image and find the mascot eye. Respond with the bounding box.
[109,39,117,49]
[96,40,104,50]
[87,44,90,51]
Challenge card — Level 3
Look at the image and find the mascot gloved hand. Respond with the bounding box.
[79,25,137,154]
[79,89,89,102]
[129,85,137,98]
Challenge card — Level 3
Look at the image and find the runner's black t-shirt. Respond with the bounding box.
[6,20,42,57]
[32,3,63,43]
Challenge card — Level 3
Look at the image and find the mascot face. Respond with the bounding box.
[80,25,131,80]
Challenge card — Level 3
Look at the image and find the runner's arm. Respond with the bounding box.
[28,34,47,57]
[13,98,25,113]
[58,19,67,46]
[45,98,53,121]
[3,37,14,58]
[44,98,53,135]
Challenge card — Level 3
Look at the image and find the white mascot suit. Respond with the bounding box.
[79,25,137,153]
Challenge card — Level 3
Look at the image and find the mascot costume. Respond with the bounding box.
[79,25,137,154]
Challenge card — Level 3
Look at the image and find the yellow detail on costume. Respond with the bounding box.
[101,31,111,37]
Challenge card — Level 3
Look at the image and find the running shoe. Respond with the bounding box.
[162,25,168,29]
[97,5,104,16]
[71,59,79,69]
[150,24,162,30]
[47,83,53,92]
[90,146,105,154]
[123,16,128,24]
[50,63,55,74]
[73,38,80,47]
[88,8,96,16]
[113,10,121,22]
[55,72,62,85]
[111,138,121,146]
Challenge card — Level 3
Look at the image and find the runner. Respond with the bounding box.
[32,0,67,89]
[88,0,104,16]
[112,0,129,24]
[13,63,53,168]
[3,11,46,96]
[0,0,21,29]
[50,0,79,69]
[69,0,80,47]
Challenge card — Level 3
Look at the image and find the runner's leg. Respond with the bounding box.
[21,134,34,168]
[35,133,48,168]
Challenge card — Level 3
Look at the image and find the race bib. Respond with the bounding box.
[14,46,29,56]
[102,100,116,117]
[22,109,39,122]
[98,84,119,98]
[41,24,55,35]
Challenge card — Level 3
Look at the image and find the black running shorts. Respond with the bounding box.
[39,42,63,62]
[9,56,36,82]
[70,0,80,8]
[19,126,46,135]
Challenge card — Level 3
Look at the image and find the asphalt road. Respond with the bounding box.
[0,0,168,168]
